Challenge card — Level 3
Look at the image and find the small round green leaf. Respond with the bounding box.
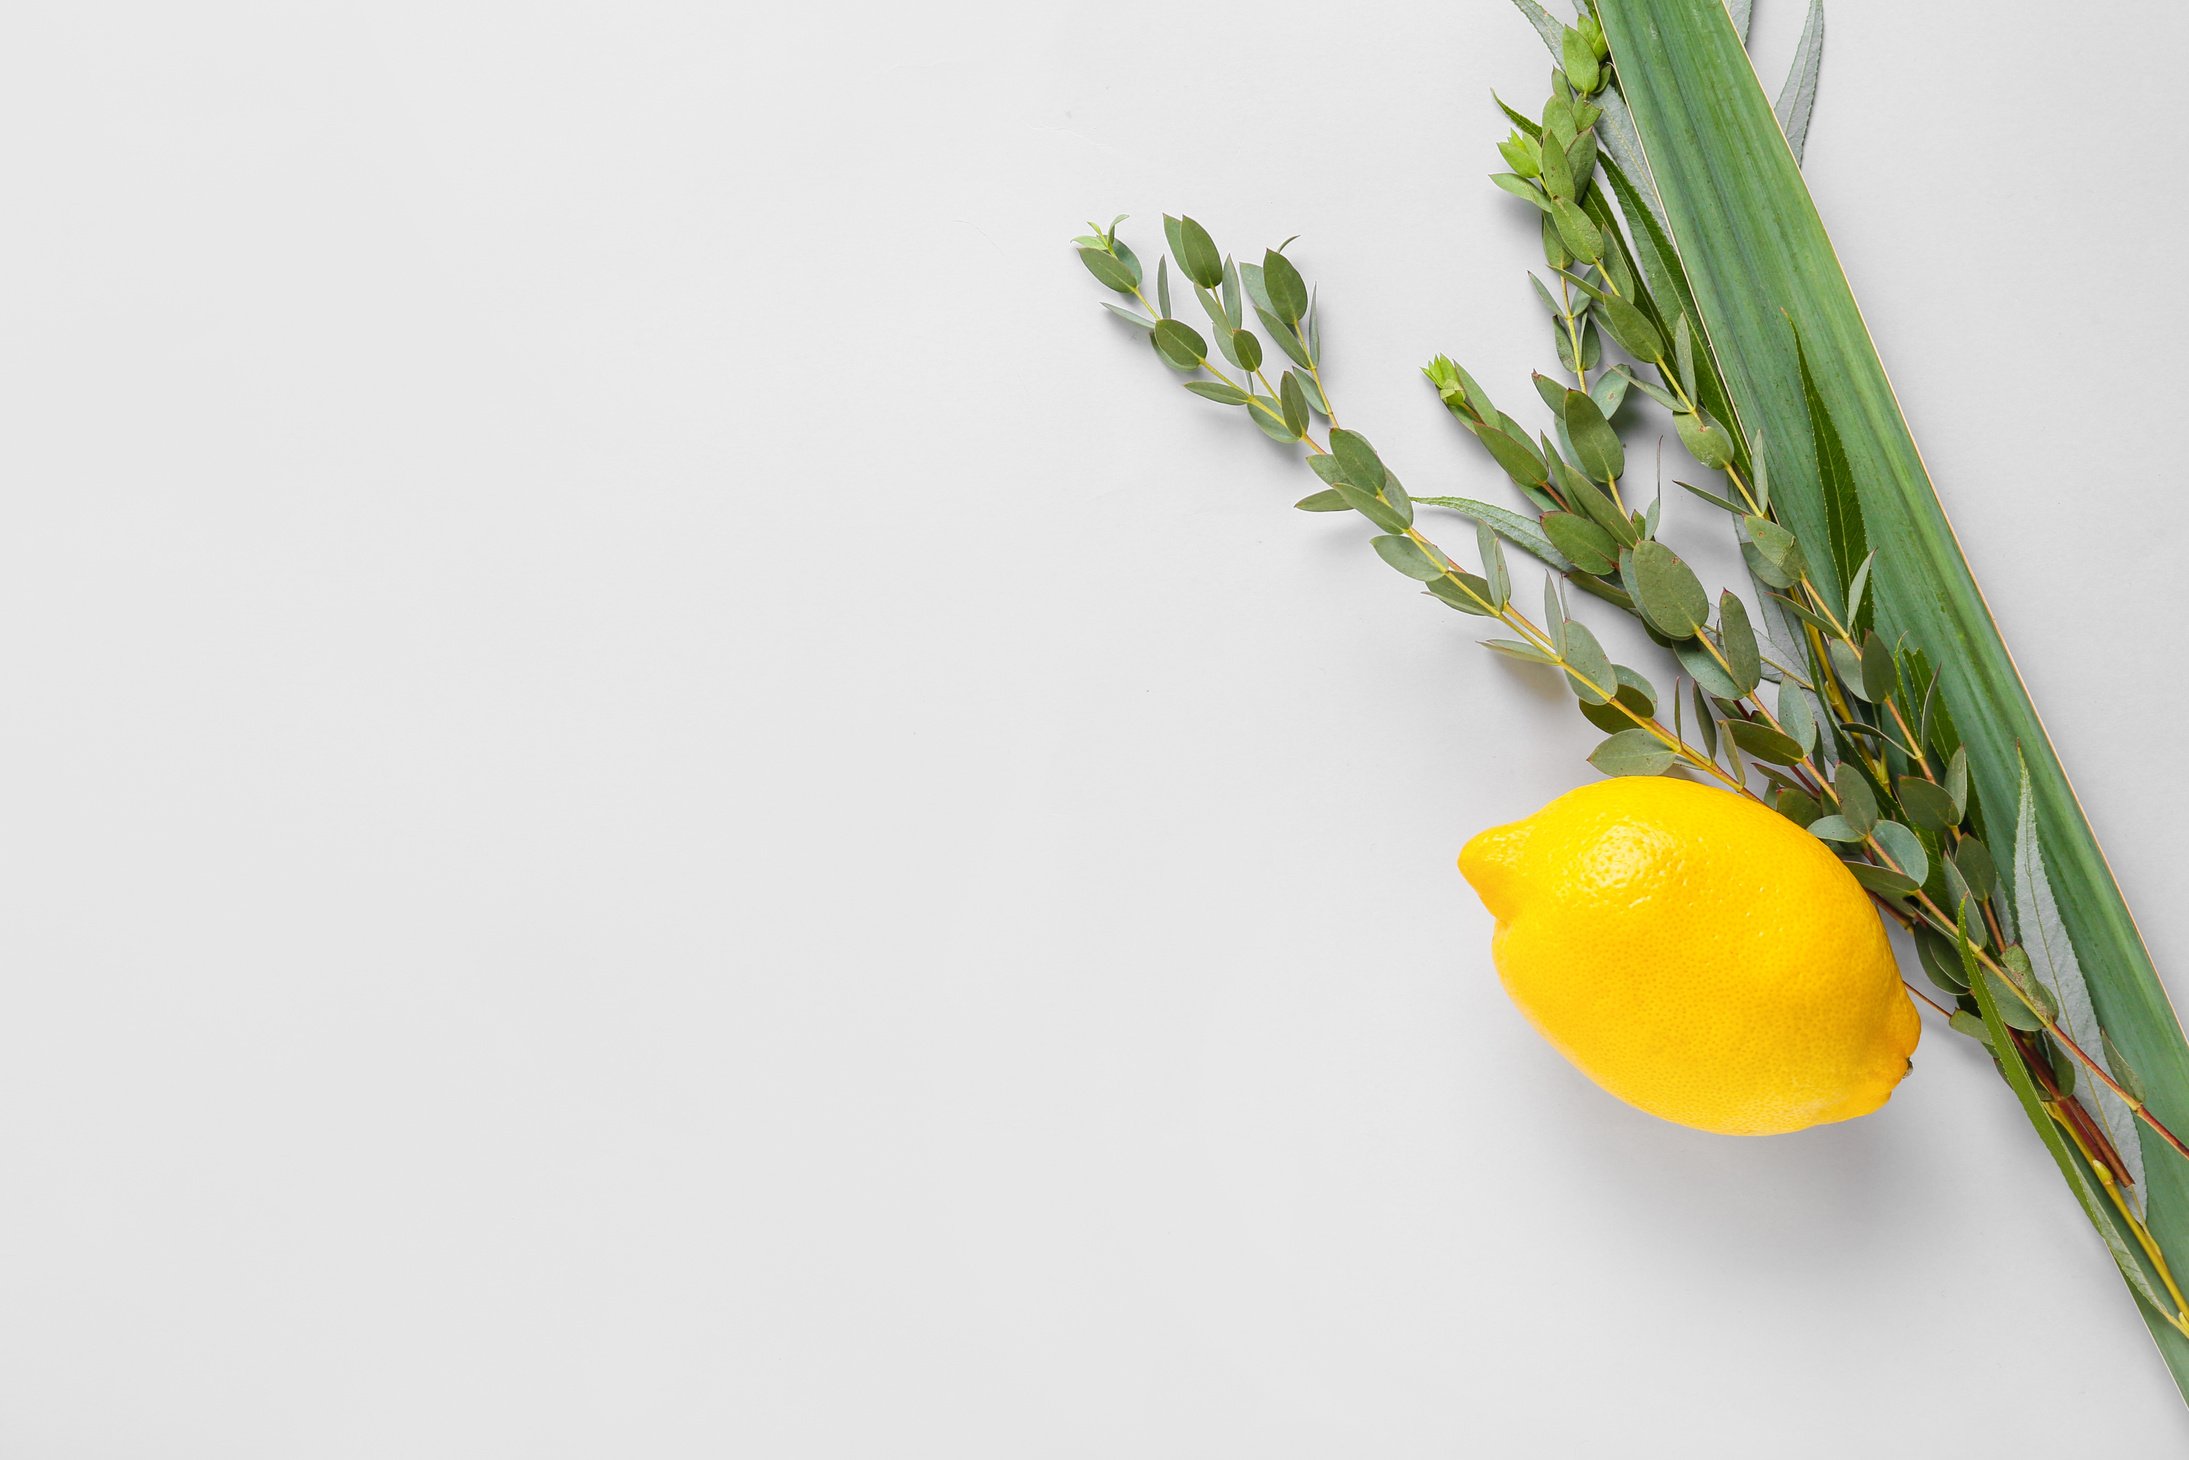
[1589,728,1675,777]
[1151,318,1207,371]
[1630,540,1708,637]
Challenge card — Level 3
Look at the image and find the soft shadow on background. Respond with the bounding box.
[2,0,2186,1454]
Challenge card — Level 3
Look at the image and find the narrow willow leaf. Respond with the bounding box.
[1774,0,1827,165]
[1726,0,1752,42]
[1182,380,1251,405]
[1794,329,1867,614]
[1483,637,1554,661]
[1294,489,1350,513]
[1962,910,2175,1319]
[1945,745,1970,818]
[1507,0,1565,58]
[1590,728,1676,776]
[1416,497,1574,572]
[1543,576,1566,655]
[1156,255,1172,318]
[2012,753,2146,1213]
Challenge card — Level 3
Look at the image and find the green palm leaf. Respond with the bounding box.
[1597,0,2189,1392]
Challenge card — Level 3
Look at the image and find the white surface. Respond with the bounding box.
[2,0,2186,1453]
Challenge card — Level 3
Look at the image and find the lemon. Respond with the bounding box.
[1459,776,1920,1135]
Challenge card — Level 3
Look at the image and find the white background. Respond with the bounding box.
[2,0,2186,1453]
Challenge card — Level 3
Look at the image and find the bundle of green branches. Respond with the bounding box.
[1073,0,2189,1405]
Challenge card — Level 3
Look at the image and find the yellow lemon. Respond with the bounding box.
[1459,776,1920,1135]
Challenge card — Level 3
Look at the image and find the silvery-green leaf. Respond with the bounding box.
[1078,248,1139,293]
[1845,548,1876,631]
[1590,368,1629,419]
[1167,215,1224,290]
[1726,718,1803,765]
[1371,534,1448,582]
[1776,678,1816,754]
[1416,497,1572,572]
[1427,575,1498,616]
[1482,636,1555,662]
[1478,524,1512,609]
[1871,820,1928,887]
[1945,745,1969,819]
[1678,637,1744,701]
[1806,814,1859,844]
[1183,380,1251,405]
[1895,775,1958,835]
[2012,753,2146,1213]
[1718,592,1761,695]
[1101,302,1156,332]
[1591,88,1666,231]
[1955,836,1997,900]
[1506,0,1565,54]
[1589,728,1676,777]
[1631,540,1709,637]
[1335,482,1405,533]
[1560,618,1615,704]
[1543,576,1567,655]
[1542,511,1618,574]
[1151,318,1206,371]
[1726,0,1751,42]
[1774,0,1827,166]
[1261,249,1309,324]
[1329,428,1388,492]
[1280,373,1310,438]
[1833,765,1878,834]
[1294,489,1349,513]
[1846,861,1919,899]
